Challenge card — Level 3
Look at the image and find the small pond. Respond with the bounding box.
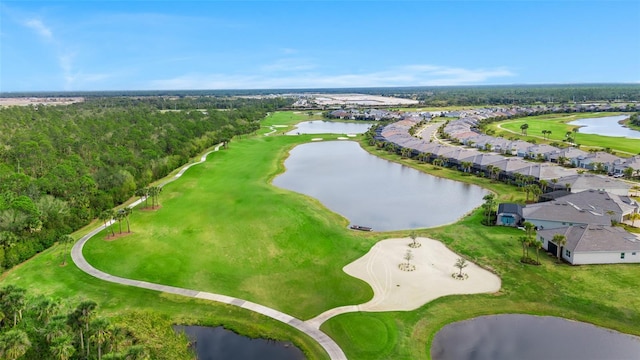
[273,141,488,231]
[286,121,372,135]
[431,314,640,360]
[173,325,305,360]
[568,114,640,138]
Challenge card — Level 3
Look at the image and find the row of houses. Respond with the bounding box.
[443,110,640,176]
[374,111,632,195]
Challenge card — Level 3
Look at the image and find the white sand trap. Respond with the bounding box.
[337,137,348,140]
[346,134,357,137]
[344,237,501,312]
[311,138,323,141]
[272,125,288,128]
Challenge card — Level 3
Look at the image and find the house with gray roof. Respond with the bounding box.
[574,152,621,173]
[548,147,589,165]
[558,174,631,196]
[522,189,638,230]
[513,163,576,181]
[612,155,640,176]
[537,225,640,265]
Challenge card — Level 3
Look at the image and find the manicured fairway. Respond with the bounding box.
[487,112,640,155]
[82,134,373,320]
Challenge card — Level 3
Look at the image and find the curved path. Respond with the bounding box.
[71,144,347,360]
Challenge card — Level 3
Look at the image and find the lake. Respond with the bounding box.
[173,325,306,360]
[273,141,488,231]
[286,121,372,135]
[568,115,640,139]
[431,314,640,360]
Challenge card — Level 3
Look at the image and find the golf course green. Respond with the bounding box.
[2,111,639,359]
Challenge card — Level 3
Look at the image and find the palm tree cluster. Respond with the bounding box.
[0,286,148,360]
[520,221,543,265]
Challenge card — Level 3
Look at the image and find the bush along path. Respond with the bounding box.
[71,144,347,360]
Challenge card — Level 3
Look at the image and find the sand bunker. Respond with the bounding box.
[344,237,501,311]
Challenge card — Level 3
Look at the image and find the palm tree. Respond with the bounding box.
[539,179,548,193]
[50,335,75,360]
[0,329,31,360]
[67,300,97,357]
[409,231,421,248]
[121,207,132,233]
[519,235,529,260]
[58,234,74,265]
[135,188,149,208]
[541,129,549,139]
[454,257,468,278]
[99,210,115,237]
[482,194,496,225]
[33,296,59,325]
[520,123,529,135]
[553,234,567,261]
[115,210,124,234]
[90,318,111,360]
[148,186,162,209]
[630,212,640,227]
[530,185,542,202]
[533,240,543,264]
[0,285,26,327]
[557,156,568,166]
[461,161,472,173]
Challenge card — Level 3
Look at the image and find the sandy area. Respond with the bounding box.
[344,237,501,312]
[0,97,84,106]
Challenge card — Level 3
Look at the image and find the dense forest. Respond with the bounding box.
[0,285,190,359]
[0,97,292,271]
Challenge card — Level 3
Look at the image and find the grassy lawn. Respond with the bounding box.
[2,113,640,359]
[82,134,373,320]
[0,237,331,359]
[487,112,640,155]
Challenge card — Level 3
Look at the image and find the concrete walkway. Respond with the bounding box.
[71,145,347,360]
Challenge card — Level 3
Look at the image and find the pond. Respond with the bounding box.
[273,141,488,231]
[286,121,372,135]
[568,114,640,139]
[173,325,306,360]
[431,314,640,360]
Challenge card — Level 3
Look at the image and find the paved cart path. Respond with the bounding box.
[71,144,347,360]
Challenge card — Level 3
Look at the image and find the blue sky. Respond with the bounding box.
[1,1,639,92]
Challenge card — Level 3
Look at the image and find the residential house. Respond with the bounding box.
[558,174,631,195]
[522,189,637,229]
[537,225,640,265]
[574,152,621,173]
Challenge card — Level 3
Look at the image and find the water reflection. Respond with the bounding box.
[568,115,640,138]
[286,121,372,135]
[173,325,306,360]
[273,141,488,231]
[431,314,640,360]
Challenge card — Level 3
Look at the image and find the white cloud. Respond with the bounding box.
[147,64,516,90]
[24,18,52,40]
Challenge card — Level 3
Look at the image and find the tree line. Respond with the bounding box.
[0,97,292,271]
[0,285,192,360]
